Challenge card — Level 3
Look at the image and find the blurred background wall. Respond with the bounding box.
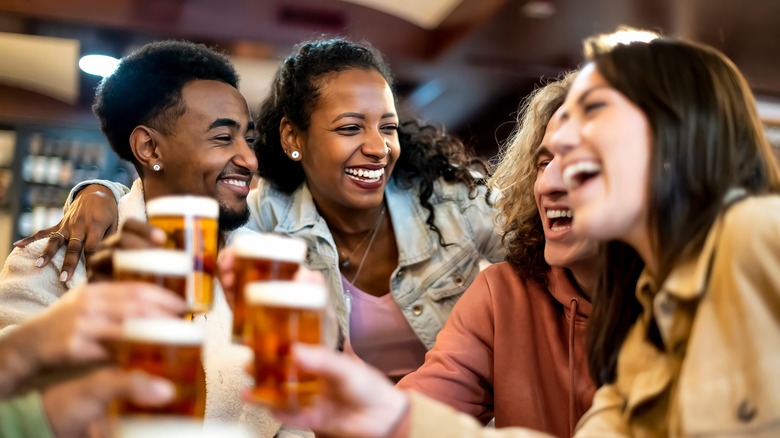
[0,0,779,265]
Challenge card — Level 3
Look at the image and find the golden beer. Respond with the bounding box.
[245,281,326,411]
[230,232,307,341]
[113,249,191,305]
[112,318,206,418]
[146,196,219,314]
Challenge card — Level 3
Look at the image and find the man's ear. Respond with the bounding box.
[279,117,302,160]
[129,126,161,173]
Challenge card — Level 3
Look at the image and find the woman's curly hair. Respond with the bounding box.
[488,72,576,285]
[255,37,488,246]
[395,119,490,245]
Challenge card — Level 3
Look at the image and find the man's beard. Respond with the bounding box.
[218,204,250,232]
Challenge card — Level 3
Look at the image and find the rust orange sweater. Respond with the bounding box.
[397,262,595,437]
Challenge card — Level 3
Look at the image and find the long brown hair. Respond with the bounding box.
[585,35,780,385]
[489,72,576,283]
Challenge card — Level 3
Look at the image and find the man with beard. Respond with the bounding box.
[0,40,293,436]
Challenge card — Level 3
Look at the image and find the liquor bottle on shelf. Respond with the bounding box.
[22,133,42,183]
[31,137,53,184]
[12,128,123,241]
[83,148,102,181]
[45,140,63,186]
[58,140,74,187]
[17,207,33,238]
[69,141,86,187]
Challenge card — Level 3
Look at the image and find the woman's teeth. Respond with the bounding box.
[546,209,573,219]
[562,161,602,190]
[546,209,573,232]
[345,167,384,182]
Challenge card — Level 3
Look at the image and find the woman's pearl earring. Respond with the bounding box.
[153,164,161,172]
[291,150,300,160]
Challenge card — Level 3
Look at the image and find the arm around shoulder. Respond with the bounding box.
[64,179,129,210]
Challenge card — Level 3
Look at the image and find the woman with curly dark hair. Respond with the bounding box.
[248,38,503,379]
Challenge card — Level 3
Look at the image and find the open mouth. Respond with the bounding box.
[344,167,385,184]
[219,178,248,188]
[546,209,573,232]
[562,161,602,190]
[217,176,251,197]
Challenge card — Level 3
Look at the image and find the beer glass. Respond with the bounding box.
[113,249,191,304]
[115,419,252,438]
[245,281,325,410]
[146,196,219,314]
[111,317,206,418]
[230,232,307,341]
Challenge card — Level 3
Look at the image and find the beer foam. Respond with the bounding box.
[113,249,192,276]
[116,418,251,438]
[245,281,327,309]
[147,195,219,218]
[123,317,204,345]
[231,231,307,263]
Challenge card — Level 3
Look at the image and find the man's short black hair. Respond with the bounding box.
[93,40,239,166]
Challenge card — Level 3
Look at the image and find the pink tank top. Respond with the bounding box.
[341,275,428,379]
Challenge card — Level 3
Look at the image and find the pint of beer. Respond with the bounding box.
[245,281,326,410]
[111,317,206,418]
[146,196,219,314]
[230,232,307,341]
[113,249,191,304]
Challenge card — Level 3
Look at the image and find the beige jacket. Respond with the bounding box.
[0,180,295,437]
[405,195,780,437]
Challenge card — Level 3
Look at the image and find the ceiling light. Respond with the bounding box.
[601,29,660,46]
[522,1,556,19]
[78,54,119,77]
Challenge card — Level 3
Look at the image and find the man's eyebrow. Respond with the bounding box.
[208,118,239,130]
[247,121,255,132]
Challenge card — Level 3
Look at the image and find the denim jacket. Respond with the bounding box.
[69,177,505,348]
[246,177,505,349]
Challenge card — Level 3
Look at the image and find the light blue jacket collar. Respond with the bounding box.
[272,178,438,267]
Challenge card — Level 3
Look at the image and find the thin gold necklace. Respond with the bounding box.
[337,204,386,284]
[338,224,374,269]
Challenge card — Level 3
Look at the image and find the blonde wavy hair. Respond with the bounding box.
[489,71,576,284]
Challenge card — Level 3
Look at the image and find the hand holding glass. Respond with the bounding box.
[246,281,326,410]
